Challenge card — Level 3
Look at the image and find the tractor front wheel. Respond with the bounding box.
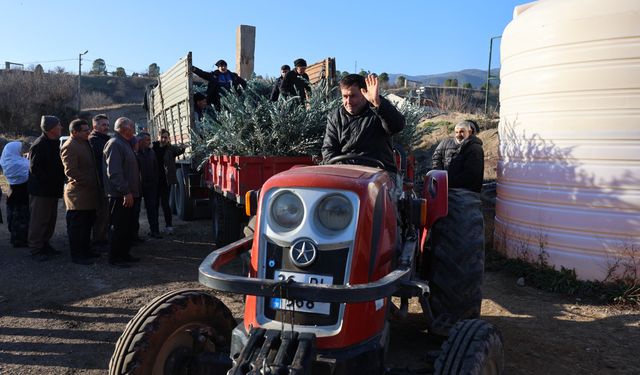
[434,319,504,375]
[109,289,236,375]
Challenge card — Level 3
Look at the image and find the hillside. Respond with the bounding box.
[388,68,500,88]
[81,75,155,106]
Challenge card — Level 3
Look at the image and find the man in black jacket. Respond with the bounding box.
[192,59,247,111]
[322,74,405,173]
[270,64,290,101]
[88,113,110,245]
[280,58,310,102]
[431,120,484,192]
[28,115,66,259]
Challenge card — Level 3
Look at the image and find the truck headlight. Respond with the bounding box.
[271,191,304,229]
[317,194,352,231]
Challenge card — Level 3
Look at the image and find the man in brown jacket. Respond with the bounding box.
[61,119,101,265]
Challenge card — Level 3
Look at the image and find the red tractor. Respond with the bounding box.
[109,156,504,375]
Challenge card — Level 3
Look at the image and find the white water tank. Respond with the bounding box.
[496,0,640,280]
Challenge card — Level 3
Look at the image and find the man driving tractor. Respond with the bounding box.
[321,74,405,173]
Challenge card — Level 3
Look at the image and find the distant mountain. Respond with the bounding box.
[388,68,500,88]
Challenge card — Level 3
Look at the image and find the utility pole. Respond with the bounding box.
[78,50,88,112]
[484,36,501,114]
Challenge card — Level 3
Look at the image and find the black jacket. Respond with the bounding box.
[433,136,484,193]
[88,130,110,187]
[280,71,310,101]
[28,134,65,197]
[322,96,405,173]
[431,137,459,170]
[192,66,247,110]
[270,76,284,101]
[136,147,159,191]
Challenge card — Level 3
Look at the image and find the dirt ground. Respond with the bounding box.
[0,203,639,375]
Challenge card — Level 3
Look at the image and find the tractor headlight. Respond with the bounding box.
[317,194,353,231]
[271,191,304,229]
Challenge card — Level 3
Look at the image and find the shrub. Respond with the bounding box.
[191,79,340,167]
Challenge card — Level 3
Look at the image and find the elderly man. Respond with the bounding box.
[61,119,100,265]
[28,115,65,260]
[280,58,310,102]
[431,120,484,192]
[88,114,111,246]
[103,117,141,267]
[322,74,405,173]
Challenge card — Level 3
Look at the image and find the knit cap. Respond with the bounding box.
[40,115,60,132]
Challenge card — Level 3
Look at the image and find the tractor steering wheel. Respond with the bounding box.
[326,154,386,170]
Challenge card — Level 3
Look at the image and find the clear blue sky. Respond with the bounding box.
[1,0,524,77]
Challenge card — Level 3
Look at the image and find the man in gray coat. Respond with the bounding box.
[103,117,141,267]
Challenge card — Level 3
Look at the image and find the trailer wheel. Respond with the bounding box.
[434,319,504,375]
[210,193,243,247]
[175,167,195,221]
[109,289,236,375]
[169,186,177,215]
[423,189,484,321]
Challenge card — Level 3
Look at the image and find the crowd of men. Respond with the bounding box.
[2,114,184,267]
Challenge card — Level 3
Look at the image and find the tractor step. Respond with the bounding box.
[229,328,316,375]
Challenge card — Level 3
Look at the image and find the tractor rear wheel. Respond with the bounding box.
[423,188,484,321]
[434,319,504,375]
[109,289,236,375]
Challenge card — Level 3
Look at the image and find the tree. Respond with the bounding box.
[378,72,389,86]
[336,70,350,80]
[463,82,473,89]
[90,59,107,75]
[115,67,126,77]
[358,70,369,77]
[396,75,406,87]
[148,63,160,77]
[444,78,458,87]
[34,64,44,76]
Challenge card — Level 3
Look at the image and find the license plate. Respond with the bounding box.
[271,270,334,315]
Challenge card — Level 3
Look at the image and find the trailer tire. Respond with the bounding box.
[169,186,177,215]
[210,193,243,247]
[175,167,195,221]
[424,189,484,321]
[109,289,236,375]
[434,319,504,375]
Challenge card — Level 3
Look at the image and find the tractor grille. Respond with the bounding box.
[262,241,349,326]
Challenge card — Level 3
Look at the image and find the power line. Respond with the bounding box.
[24,58,77,65]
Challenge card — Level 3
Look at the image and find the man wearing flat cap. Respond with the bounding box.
[27,115,66,259]
[431,119,484,192]
[280,58,311,102]
[192,59,247,111]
